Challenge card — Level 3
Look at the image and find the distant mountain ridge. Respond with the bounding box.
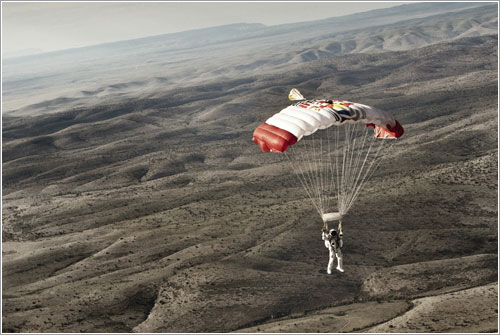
[3,2,489,63]
[2,2,497,117]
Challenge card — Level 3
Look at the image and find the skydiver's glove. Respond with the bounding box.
[322,222,328,233]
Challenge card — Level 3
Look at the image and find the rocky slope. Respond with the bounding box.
[2,34,497,332]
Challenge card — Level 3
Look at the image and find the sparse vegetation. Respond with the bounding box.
[2,4,498,333]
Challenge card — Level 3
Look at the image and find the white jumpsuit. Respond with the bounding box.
[322,230,344,274]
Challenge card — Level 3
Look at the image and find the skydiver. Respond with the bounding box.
[322,221,344,274]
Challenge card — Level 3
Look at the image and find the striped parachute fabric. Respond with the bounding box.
[253,95,403,153]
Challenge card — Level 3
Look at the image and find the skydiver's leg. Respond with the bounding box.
[336,249,344,272]
[327,250,335,274]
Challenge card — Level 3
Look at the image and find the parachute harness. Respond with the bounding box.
[321,221,343,236]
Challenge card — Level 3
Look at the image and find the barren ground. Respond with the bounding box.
[2,15,498,334]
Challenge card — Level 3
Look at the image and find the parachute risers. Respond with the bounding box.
[322,212,343,222]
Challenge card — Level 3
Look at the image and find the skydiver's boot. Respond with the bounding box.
[336,252,344,272]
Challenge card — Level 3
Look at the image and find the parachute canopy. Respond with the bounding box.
[253,92,403,153]
[252,89,404,222]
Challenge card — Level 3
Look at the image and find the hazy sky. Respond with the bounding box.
[2,2,407,56]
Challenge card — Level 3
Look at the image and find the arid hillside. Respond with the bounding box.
[2,31,497,332]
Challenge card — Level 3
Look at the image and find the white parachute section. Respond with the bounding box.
[267,97,399,141]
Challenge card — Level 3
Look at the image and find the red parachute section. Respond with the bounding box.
[252,123,297,153]
[366,120,404,139]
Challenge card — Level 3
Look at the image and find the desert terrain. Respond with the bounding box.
[2,3,498,333]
